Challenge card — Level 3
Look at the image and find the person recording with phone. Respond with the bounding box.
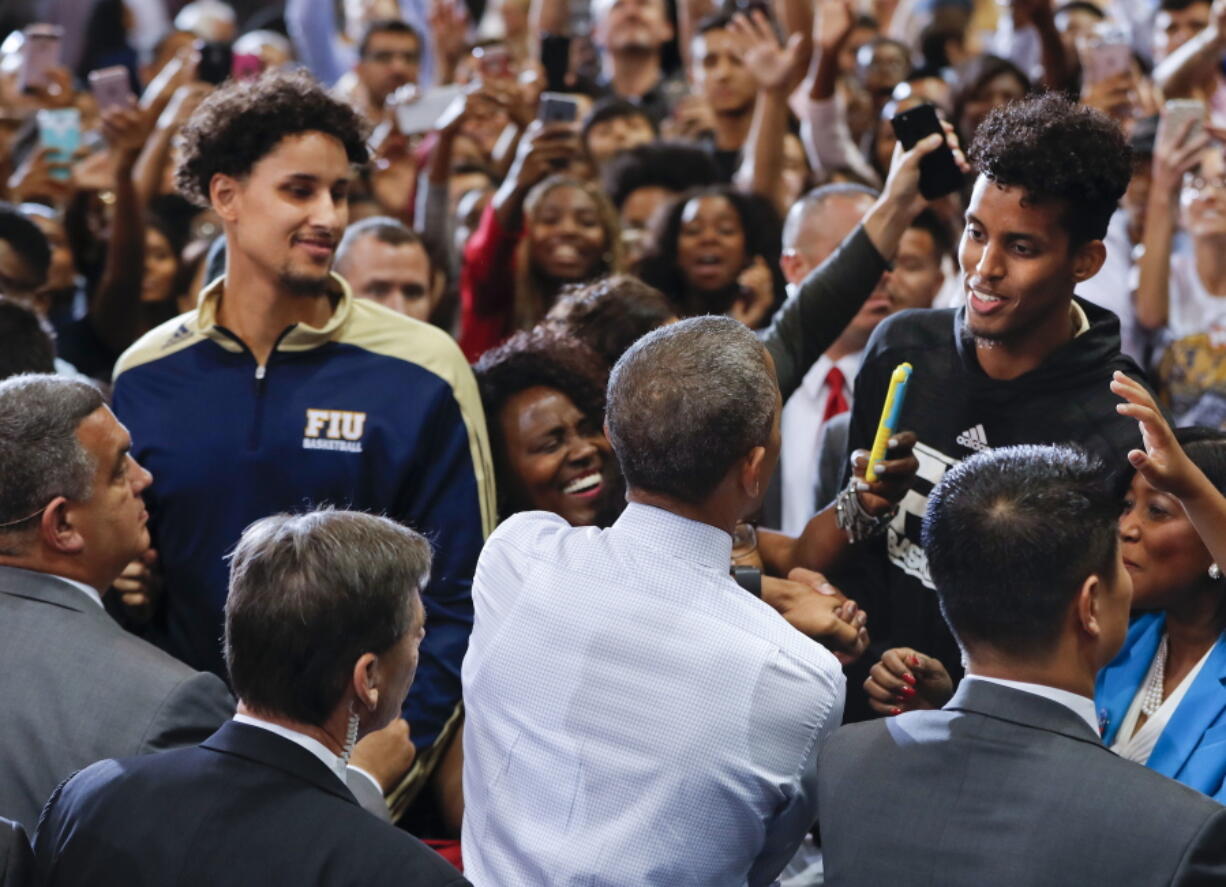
[459,94,625,360]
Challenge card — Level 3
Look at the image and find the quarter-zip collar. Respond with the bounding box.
[194,272,355,354]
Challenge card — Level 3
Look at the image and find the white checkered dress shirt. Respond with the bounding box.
[461,503,846,886]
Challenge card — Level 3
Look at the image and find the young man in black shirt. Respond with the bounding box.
[838,93,1149,699]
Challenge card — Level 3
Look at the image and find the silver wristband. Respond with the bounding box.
[834,480,897,543]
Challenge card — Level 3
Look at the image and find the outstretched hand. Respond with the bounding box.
[864,647,953,715]
[851,430,919,517]
[881,119,969,219]
[727,9,806,94]
[1111,371,1208,501]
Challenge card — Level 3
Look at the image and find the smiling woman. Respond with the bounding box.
[474,328,623,527]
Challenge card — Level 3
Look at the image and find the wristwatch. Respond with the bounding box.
[730,564,762,598]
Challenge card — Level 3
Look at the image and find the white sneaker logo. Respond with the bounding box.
[956,423,990,452]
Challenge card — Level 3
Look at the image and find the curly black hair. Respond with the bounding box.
[473,329,611,518]
[544,275,675,370]
[174,69,371,208]
[968,92,1131,245]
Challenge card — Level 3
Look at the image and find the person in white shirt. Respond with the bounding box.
[462,316,857,887]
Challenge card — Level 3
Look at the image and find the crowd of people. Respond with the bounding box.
[2,0,1226,881]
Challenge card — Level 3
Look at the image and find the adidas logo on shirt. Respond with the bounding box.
[956,424,990,452]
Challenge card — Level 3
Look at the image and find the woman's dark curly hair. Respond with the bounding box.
[544,274,675,371]
[968,92,1131,245]
[174,69,371,208]
[474,329,610,517]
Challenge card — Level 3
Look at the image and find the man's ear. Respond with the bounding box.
[1075,573,1103,639]
[352,651,380,713]
[210,173,242,223]
[1072,239,1106,283]
[40,496,84,555]
[739,445,767,500]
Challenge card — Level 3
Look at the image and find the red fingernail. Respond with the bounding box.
[902,672,916,685]
[899,685,916,698]
[890,707,902,715]
[909,656,920,666]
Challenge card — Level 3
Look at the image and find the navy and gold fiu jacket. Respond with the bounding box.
[113,273,495,751]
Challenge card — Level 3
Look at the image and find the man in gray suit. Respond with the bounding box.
[818,444,1226,886]
[0,375,235,831]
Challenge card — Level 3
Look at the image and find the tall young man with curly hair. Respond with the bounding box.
[111,71,495,784]
[835,94,1151,703]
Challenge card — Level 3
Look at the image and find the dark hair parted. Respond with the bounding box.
[224,509,431,726]
[923,444,1120,658]
[606,315,776,505]
[1174,427,1226,495]
[174,69,371,209]
[0,299,55,379]
[968,92,1131,245]
[0,203,51,287]
[474,328,609,518]
[544,274,675,369]
[602,141,720,210]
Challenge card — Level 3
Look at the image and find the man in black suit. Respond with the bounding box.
[33,509,468,887]
[818,444,1226,886]
[0,375,233,831]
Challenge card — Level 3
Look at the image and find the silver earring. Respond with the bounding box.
[1210,563,1222,581]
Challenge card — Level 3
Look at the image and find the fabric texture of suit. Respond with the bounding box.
[0,818,30,887]
[0,566,234,831]
[818,679,1226,886]
[33,721,470,887]
[1097,612,1226,801]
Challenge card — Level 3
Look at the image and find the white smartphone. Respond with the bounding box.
[393,84,467,135]
[19,24,63,92]
[1163,99,1206,146]
[88,66,134,113]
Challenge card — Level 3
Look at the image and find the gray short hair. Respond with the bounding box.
[0,375,103,555]
[224,509,432,726]
[606,316,776,504]
[781,183,879,252]
[335,216,427,272]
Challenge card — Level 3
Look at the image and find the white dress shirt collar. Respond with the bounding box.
[6,566,104,609]
[799,350,863,400]
[965,675,1100,736]
[612,502,732,571]
[233,713,349,784]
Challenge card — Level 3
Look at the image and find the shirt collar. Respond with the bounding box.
[1071,300,1090,337]
[7,567,105,609]
[194,271,355,354]
[799,350,863,399]
[612,502,733,571]
[232,713,349,784]
[964,675,1099,736]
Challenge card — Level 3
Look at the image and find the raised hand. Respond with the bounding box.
[731,255,775,329]
[814,0,856,52]
[1153,112,1210,195]
[1111,371,1208,501]
[864,647,953,715]
[764,568,870,661]
[727,9,806,93]
[850,430,919,517]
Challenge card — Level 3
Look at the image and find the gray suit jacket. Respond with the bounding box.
[819,679,1226,886]
[0,566,234,831]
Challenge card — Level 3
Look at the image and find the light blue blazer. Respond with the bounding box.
[1096,611,1226,803]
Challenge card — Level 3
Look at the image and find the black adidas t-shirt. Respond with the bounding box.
[837,297,1150,703]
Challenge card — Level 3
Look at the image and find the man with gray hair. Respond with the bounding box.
[335,216,442,324]
[461,316,854,886]
[0,374,233,832]
[33,509,469,887]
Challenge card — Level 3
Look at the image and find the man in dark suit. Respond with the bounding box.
[0,818,30,887]
[0,375,234,831]
[818,444,1226,886]
[33,509,469,887]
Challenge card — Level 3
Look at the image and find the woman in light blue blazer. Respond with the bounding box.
[1098,375,1226,802]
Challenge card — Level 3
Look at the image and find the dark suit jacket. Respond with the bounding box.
[0,566,234,831]
[33,721,470,887]
[0,818,30,887]
[818,679,1226,886]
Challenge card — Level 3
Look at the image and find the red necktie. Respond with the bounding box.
[822,366,850,422]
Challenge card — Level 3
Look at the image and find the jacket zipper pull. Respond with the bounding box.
[255,364,267,392]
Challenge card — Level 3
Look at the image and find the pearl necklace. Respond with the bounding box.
[1140,633,1169,717]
